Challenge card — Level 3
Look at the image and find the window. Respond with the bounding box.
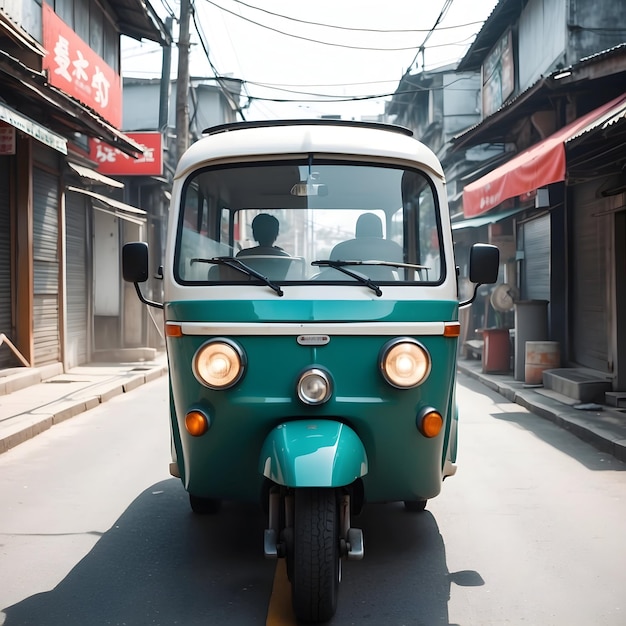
[175,160,444,286]
[88,3,103,58]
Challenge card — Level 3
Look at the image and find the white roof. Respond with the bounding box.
[175,120,444,181]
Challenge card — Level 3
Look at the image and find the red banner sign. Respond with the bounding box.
[90,133,163,176]
[42,3,122,127]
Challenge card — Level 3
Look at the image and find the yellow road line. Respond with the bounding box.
[266,559,296,625]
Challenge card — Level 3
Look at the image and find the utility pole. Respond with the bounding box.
[158,16,173,133]
[175,0,191,162]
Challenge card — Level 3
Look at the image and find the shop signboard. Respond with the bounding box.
[42,3,122,127]
[90,132,163,176]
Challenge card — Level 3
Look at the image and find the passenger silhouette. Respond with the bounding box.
[237,213,289,257]
[330,212,403,262]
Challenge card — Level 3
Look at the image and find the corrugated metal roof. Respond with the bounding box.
[456,0,527,72]
[451,44,626,151]
[567,94,626,143]
[67,163,125,189]
[110,0,171,45]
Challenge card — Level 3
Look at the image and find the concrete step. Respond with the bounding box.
[0,363,64,395]
[92,347,157,362]
[543,368,612,403]
[605,392,626,408]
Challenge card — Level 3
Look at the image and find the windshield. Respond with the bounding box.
[174,160,444,287]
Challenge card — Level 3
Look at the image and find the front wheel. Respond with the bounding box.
[291,488,340,623]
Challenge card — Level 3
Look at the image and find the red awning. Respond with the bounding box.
[462,93,626,217]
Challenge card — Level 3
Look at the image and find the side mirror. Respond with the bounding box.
[122,242,149,283]
[122,242,163,309]
[469,243,499,285]
[459,243,500,308]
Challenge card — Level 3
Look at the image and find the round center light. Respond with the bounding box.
[297,368,332,405]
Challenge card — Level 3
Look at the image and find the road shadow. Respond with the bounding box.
[459,373,626,472]
[336,502,483,626]
[2,478,275,626]
[3,482,481,626]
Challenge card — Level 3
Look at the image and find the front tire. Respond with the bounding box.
[292,488,340,623]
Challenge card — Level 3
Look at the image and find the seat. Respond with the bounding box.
[236,255,298,280]
[330,213,403,281]
[330,237,403,263]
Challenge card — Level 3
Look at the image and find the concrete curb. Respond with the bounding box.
[458,360,626,462]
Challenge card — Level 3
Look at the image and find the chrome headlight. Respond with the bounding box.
[193,338,245,389]
[297,368,332,405]
[380,338,431,388]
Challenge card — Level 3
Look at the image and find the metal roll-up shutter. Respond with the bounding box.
[65,192,89,367]
[0,159,12,368]
[520,214,551,301]
[33,167,60,365]
[571,182,609,372]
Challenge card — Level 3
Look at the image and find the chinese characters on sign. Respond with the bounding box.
[90,133,163,176]
[0,124,16,155]
[42,3,122,127]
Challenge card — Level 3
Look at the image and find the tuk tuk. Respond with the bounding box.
[123,119,498,623]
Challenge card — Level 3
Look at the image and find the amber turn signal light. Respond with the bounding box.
[418,408,443,438]
[185,410,209,436]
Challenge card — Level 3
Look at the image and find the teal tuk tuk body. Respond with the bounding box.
[166,298,460,504]
[129,119,497,623]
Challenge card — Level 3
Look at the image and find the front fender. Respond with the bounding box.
[260,420,368,488]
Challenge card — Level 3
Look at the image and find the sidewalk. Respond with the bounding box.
[0,352,168,455]
[457,357,626,462]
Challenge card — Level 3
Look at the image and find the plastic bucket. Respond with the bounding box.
[482,328,511,373]
[524,341,560,385]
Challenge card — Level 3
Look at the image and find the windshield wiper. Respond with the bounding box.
[191,257,284,296]
[334,259,429,270]
[311,259,385,296]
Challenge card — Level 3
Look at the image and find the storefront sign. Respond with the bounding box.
[90,132,163,176]
[0,102,67,154]
[42,3,122,127]
[482,30,514,118]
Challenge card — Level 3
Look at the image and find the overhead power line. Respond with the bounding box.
[218,0,486,34]
[407,0,455,71]
[200,0,481,52]
[190,0,248,119]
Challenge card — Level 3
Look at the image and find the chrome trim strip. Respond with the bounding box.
[174,321,447,336]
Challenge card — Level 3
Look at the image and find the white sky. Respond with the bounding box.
[122,0,500,121]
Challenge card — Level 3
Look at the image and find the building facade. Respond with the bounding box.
[0,1,168,370]
[389,0,626,395]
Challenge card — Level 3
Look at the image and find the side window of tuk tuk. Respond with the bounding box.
[417,187,442,281]
[177,182,232,281]
[401,171,443,283]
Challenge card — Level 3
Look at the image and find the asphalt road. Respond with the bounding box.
[1,373,625,625]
